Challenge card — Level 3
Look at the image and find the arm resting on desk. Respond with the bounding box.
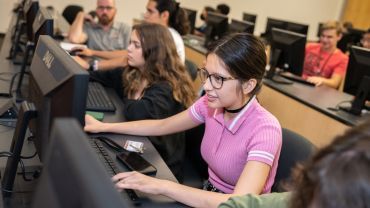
[85,109,197,136]
[306,73,342,89]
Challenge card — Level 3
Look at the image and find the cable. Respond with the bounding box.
[20,151,37,159]
[0,152,37,182]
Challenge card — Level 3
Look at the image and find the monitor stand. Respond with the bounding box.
[340,76,370,116]
[265,49,293,85]
[2,101,37,197]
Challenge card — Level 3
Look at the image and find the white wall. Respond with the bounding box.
[1,0,345,40]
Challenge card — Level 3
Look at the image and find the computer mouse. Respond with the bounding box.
[69,48,83,56]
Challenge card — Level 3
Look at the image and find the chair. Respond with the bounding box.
[62,5,84,25]
[185,59,198,81]
[271,128,316,192]
[182,124,208,188]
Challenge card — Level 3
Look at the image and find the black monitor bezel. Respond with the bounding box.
[228,19,255,34]
[28,35,89,160]
[183,7,197,34]
[343,45,370,100]
[242,12,257,24]
[204,12,229,47]
[270,28,307,76]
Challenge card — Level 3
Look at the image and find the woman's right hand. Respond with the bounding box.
[84,114,104,133]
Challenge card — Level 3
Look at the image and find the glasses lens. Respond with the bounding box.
[210,75,222,89]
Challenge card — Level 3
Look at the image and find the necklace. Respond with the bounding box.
[224,96,253,114]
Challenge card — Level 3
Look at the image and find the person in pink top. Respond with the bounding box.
[84,33,282,208]
[302,21,349,89]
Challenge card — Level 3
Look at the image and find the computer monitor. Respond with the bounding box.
[228,19,255,34]
[337,28,365,53]
[15,8,54,101]
[31,118,132,208]
[242,12,257,24]
[32,7,54,44]
[183,7,197,34]
[342,46,370,115]
[28,35,89,159]
[269,28,307,76]
[286,22,309,36]
[23,0,39,41]
[317,22,323,37]
[204,12,228,47]
[264,18,308,41]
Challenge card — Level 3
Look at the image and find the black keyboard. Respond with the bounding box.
[86,82,116,112]
[89,138,139,201]
[279,72,315,87]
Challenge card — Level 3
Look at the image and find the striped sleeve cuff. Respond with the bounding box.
[247,150,275,166]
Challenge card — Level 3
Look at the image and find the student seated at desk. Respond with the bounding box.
[219,118,370,208]
[68,0,131,52]
[85,33,282,208]
[73,0,189,71]
[361,28,370,49]
[86,23,196,180]
[302,21,348,89]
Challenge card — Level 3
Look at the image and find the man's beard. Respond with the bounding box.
[99,15,113,26]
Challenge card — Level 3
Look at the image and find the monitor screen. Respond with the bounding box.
[264,18,308,41]
[228,19,255,34]
[204,12,228,47]
[183,8,197,34]
[337,28,365,53]
[286,22,309,36]
[343,46,370,100]
[33,7,54,44]
[270,28,307,76]
[242,12,257,24]
[23,0,39,41]
[28,35,89,159]
[31,118,132,208]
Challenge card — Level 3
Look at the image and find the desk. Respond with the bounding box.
[0,13,185,208]
[184,35,369,147]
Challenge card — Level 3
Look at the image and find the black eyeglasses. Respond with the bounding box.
[198,68,236,89]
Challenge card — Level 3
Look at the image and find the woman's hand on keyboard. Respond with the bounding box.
[112,171,164,195]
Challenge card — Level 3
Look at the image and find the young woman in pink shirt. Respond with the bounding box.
[84,33,282,208]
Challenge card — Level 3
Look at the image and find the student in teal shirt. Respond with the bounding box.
[220,118,370,208]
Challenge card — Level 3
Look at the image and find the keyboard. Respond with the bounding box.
[86,82,116,112]
[89,138,139,201]
[279,72,315,87]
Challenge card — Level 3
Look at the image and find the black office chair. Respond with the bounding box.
[185,59,198,81]
[62,5,84,25]
[271,128,316,192]
[182,124,208,188]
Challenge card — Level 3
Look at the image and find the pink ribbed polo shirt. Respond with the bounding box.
[188,96,282,194]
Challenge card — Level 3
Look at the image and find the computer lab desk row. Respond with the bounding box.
[184,36,370,148]
[0,14,186,207]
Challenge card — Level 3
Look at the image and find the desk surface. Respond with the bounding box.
[263,79,369,126]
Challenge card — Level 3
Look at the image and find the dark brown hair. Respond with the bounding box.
[208,33,267,95]
[290,119,370,208]
[122,23,195,107]
[151,0,190,35]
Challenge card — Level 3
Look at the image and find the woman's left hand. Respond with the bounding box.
[112,171,165,195]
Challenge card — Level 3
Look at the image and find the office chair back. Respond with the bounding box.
[62,5,84,25]
[182,124,208,188]
[271,128,315,192]
[185,59,198,81]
